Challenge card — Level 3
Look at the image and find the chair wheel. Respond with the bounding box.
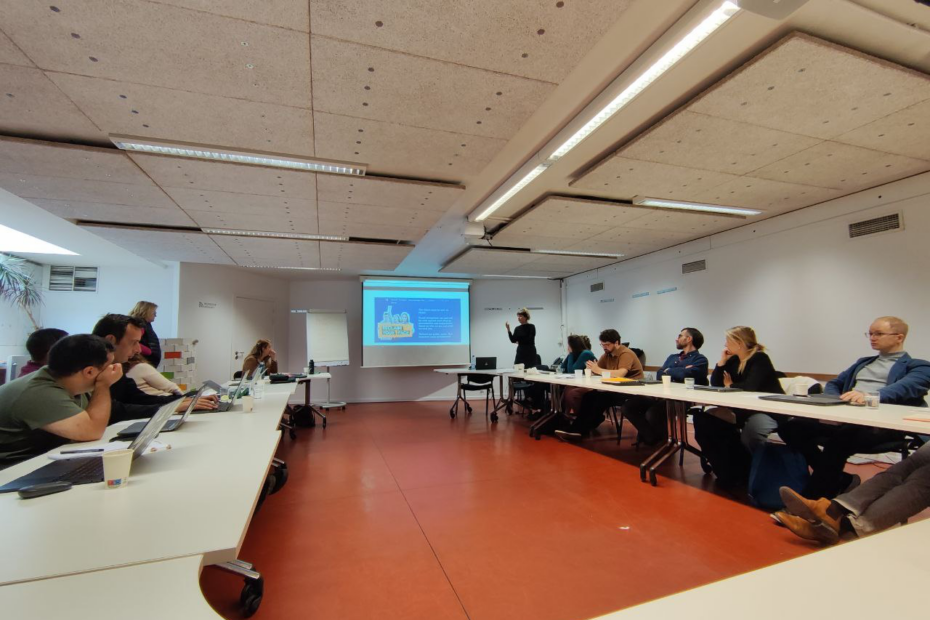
[449,408,456,418]
[322,418,327,428]
[289,429,297,440]
[490,413,499,423]
[271,466,288,494]
[465,404,473,413]
[700,457,713,474]
[239,577,264,618]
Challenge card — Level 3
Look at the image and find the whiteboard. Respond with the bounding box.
[305,310,350,367]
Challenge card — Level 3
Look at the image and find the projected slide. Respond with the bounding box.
[363,279,470,367]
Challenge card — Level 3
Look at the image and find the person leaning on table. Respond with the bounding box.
[0,334,122,470]
[242,339,279,377]
[692,326,784,488]
[778,316,930,499]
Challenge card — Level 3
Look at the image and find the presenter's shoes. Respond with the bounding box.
[554,430,582,442]
[773,511,839,545]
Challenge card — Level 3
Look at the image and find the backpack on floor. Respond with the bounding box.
[748,442,809,511]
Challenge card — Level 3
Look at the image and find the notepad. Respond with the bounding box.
[903,415,930,423]
[600,377,643,385]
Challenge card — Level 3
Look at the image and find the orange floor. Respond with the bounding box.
[200,401,866,620]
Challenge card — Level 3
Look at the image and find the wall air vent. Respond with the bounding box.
[849,213,902,239]
[49,266,98,292]
[590,282,604,293]
[682,260,706,274]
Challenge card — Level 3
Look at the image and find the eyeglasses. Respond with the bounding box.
[865,332,901,338]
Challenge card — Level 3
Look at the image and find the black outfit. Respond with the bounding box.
[108,375,175,424]
[509,323,537,367]
[140,320,162,368]
[693,352,784,487]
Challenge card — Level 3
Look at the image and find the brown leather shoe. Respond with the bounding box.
[779,487,842,535]
[774,511,839,545]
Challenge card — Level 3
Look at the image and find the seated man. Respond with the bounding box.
[779,316,930,499]
[92,314,216,423]
[18,328,68,377]
[555,329,644,439]
[623,328,709,446]
[0,334,122,469]
[773,441,930,545]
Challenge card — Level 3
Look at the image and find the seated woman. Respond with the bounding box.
[125,353,183,396]
[242,339,278,378]
[692,326,784,487]
[560,334,597,414]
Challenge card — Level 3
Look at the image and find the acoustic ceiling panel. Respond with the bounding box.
[313,112,505,183]
[749,142,928,191]
[185,211,319,235]
[29,198,197,228]
[570,157,739,200]
[562,239,657,259]
[0,65,104,144]
[318,221,430,242]
[526,254,617,272]
[210,235,321,266]
[147,0,310,31]
[0,173,177,209]
[310,36,554,140]
[309,0,631,84]
[0,138,151,185]
[317,202,442,228]
[0,0,311,107]
[48,73,315,158]
[319,242,412,270]
[585,227,694,247]
[503,197,652,228]
[316,174,463,211]
[0,30,34,66]
[130,156,317,198]
[441,248,537,274]
[622,210,739,235]
[689,34,930,140]
[691,177,842,213]
[835,99,930,161]
[81,226,234,265]
[618,111,821,176]
[163,187,316,217]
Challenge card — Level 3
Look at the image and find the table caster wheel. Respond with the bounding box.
[465,404,473,413]
[239,577,264,618]
[271,465,288,494]
[700,457,713,474]
[289,428,297,440]
[450,408,456,419]
[490,413,499,423]
[322,418,327,428]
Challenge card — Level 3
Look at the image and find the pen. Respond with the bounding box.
[60,448,105,454]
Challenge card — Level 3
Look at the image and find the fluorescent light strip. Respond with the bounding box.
[0,224,78,255]
[633,196,761,216]
[533,249,623,259]
[474,1,739,222]
[111,137,365,176]
[202,228,349,242]
[246,265,341,271]
[483,274,551,279]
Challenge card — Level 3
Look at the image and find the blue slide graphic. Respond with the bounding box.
[363,288,469,347]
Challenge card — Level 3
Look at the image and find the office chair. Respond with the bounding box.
[510,355,544,416]
[453,373,496,420]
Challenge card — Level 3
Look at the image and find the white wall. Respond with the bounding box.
[178,263,290,385]
[564,173,930,375]
[288,277,564,403]
[0,260,43,363]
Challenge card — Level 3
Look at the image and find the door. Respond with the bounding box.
[231,297,276,379]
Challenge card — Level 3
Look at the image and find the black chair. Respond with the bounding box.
[511,355,543,415]
[455,373,496,419]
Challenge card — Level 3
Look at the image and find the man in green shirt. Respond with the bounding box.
[0,334,122,469]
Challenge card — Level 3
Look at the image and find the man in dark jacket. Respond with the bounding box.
[780,316,930,499]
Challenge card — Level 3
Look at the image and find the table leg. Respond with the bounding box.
[530,384,562,440]
[641,401,703,486]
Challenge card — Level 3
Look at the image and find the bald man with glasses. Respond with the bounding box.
[779,316,930,499]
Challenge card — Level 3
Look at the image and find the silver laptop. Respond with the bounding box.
[116,385,207,437]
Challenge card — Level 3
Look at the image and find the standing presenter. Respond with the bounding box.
[506,308,538,367]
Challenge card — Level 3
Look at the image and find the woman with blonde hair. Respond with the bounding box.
[693,325,784,488]
[129,301,161,368]
[505,308,537,367]
[242,339,278,377]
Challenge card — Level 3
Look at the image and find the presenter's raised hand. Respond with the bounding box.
[505,321,510,331]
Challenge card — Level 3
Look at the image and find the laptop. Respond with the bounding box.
[115,385,207,438]
[693,385,742,392]
[0,395,184,493]
[759,394,847,406]
[475,357,496,370]
[216,370,258,412]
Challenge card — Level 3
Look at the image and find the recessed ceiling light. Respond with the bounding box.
[532,249,624,259]
[632,196,761,216]
[202,229,349,242]
[473,1,740,221]
[110,135,366,176]
[0,224,78,255]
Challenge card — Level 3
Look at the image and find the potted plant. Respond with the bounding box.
[0,253,42,331]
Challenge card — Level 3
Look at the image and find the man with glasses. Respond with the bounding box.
[779,316,930,499]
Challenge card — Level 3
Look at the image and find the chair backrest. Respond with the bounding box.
[5,355,28,384]
[779,375,823,395]
[233,370,243,380]
[465,374,494,385]
[551,357,563,367]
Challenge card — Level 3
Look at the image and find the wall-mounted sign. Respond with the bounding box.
[599,298,615,303]
[657,287,678,295]
[198,301,217,309]
[632,292,649,299]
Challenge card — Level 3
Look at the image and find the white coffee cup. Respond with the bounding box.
[574,369,583,379]
[242,395,255,413]
[514,363,525,372]
[602,371,611,379]
[584,368,592,378]
[662,375,672,388]
[103,449,133,489]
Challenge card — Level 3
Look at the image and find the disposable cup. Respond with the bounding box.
[242,395,255,413]
[684,378,696,389]
[866,392,880,409]
[574,369,583,379]
[584,369,592,378]
[602,371,611,379]
[103,449,133,489]
[662,375,672,388]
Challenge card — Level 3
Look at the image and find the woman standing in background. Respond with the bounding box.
[506,308,537,367]
[129,301,161,368]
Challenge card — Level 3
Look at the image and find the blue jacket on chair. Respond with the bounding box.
[825,353,930,407]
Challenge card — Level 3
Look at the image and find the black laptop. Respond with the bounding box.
[116,385,206,438]
[693,385,742,392]
[759,394,847,406]
[0,395,184,493]
[475,357,496,370]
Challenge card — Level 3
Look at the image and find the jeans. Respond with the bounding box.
[692,409,781,486]
[622,396,668,445]
[570,391,625,435]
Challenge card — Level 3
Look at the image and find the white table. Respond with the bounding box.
[0,555,222,620]
[0,393,289,586]
[596,518,930,619]
[433,367,516,421]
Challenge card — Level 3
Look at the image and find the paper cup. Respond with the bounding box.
[103,449,133,489]
[584,368,592,378]
[514,363,525,372]
[662,375,672,388]
[602,371,611,379]
[684,378,695,389]
[574,369,583,379]
[242,395,255,413]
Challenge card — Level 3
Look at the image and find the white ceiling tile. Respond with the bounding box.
[571,157,740,201]
[691,177,843,213]
[81,226,234,264]
[509,196,654,227]
[310,0,633,83]
[441,248,536,274]
[0,137,151,184]
[130,155,317,197]
[0,173,177,209]
[0,65,103,143]
[316,174,462,211]
[690,34,930,140]
[29,198,196,227]
[0,0,311,107]
[186,211,319,235]
[619,111,821,175]
[163,187,315,218]
[487,233,576,251]
[211,235,321,266]
[318,220,429,242]
[310,36,554,140]
[48,73,315,157]
[320,242,412,270]
[0,30,34,67]
[318,201,441,227]
[621,210,740,235]
[834,99,930,161]
[749,142,929,191]
[147,0,309,31]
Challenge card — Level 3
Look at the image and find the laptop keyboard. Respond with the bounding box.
[60,458,104,484]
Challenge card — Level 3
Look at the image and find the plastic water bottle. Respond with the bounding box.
[309,359,315,375]
[253,379,264,400]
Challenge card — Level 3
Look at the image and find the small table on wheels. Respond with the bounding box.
[433,368,513,422]
[293,373,333,428]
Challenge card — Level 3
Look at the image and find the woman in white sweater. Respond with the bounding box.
[126,354,183,396]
